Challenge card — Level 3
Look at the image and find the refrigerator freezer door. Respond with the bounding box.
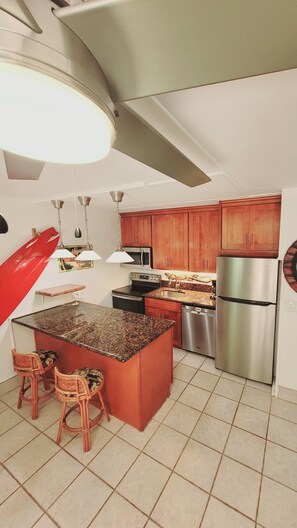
[215,297,276,384]
[216,257,279,303]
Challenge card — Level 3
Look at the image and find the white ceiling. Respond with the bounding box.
[1,67,296,211]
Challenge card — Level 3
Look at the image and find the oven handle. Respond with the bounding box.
[112,293,143,302]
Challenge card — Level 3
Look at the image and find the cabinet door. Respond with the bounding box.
[121,215,152,247]
[145,298,181,347]
[221,205,250,251]
[152,213,188,270]
[189,211,205,271]
[250,202,281,252]
[189,208,220,272]
[208,209,221,271]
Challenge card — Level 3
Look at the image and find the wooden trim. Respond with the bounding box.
[120,204,220,217]
[220,249,279,257]
[220,195,281,207]
[120,197,281,218]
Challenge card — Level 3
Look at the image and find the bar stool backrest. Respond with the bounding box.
[12,348,44,374]
[54,367,91,402]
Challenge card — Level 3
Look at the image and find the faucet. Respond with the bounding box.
[175,279,180,290]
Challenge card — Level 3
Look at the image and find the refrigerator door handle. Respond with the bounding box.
[218,296,274,307]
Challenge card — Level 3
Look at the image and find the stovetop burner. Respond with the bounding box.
[112,272,162,297]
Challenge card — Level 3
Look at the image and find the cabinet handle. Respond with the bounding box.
[250,233,253,247]
[245,233,248,247]
[206,259,208,270]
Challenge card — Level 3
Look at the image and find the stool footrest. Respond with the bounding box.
[61,400,104,435]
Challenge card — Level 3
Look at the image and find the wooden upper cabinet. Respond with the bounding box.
[221,196,281,257]
[152,212,188,270]
[121,214,152,247]
[189,206,220,272]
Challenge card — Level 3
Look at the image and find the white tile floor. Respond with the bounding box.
[1,349,297,528]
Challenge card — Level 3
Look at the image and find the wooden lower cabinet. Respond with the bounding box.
[145,297,182,348]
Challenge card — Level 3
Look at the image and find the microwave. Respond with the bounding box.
[121,247,152,269]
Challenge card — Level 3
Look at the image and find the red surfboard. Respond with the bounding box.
[0,227,59,325]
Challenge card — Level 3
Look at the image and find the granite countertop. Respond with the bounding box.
[144,287,216,309]
[12,302,175,363]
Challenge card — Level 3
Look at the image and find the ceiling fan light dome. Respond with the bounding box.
[0,62,115,164]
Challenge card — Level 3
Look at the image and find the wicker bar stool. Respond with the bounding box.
[12,348,58,419]
[54,367,110,452]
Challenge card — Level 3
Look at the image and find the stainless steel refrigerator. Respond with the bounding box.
[216,256,279,384]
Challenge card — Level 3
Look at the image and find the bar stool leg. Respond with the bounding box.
[56,401,67,445]
[43,373,51,391]
[17,377,25,409]
[31,375,39,420]
[80,400,91,452]
[98,390,110,422]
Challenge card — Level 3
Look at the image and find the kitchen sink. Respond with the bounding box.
[160,289,186,298]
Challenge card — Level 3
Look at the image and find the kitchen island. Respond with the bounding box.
[12,302,174,431]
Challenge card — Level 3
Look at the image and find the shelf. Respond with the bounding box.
[35,284,86,297]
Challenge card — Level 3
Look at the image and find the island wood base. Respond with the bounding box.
[35,328,173,431]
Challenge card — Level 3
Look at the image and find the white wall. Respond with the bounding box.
[0,197,130,382]
[275,188,297,391]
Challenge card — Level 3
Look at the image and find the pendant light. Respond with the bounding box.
[106,191,134,263]
[0,215,8,234]
[75,197,102,261]
[50,200,74,259]
[72,167,82,239]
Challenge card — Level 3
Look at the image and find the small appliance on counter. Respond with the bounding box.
[216,256,279,384]
[210,279,216,300]
[112,272,161,313]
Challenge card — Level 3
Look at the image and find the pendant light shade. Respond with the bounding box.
[50,200,74,259]
[106,249,134,264]
[106,191,134,264]
[75,197,102,261]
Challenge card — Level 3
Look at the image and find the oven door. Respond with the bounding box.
[112,293,144,314]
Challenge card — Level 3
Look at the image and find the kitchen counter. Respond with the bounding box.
[12,302,174,431]
[12,301,174,363]
[144,287,216,309]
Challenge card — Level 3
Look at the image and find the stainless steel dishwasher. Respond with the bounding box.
[182,305,216,357]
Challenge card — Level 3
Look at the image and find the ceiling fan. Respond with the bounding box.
[0,0,296,186]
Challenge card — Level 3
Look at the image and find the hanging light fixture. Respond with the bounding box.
[0,215,8,234]
[75,197,102,261]
[106,191,134,264]
[72,167,82,239]
[50,200,74,259]
[0,2,115,165]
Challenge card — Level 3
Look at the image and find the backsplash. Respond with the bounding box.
[161,280,212,293]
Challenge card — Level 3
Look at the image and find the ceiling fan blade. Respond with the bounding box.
[0,0,42,33]
[56,0,297,102]
[113,104,210,187]
[4,151,45,180]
